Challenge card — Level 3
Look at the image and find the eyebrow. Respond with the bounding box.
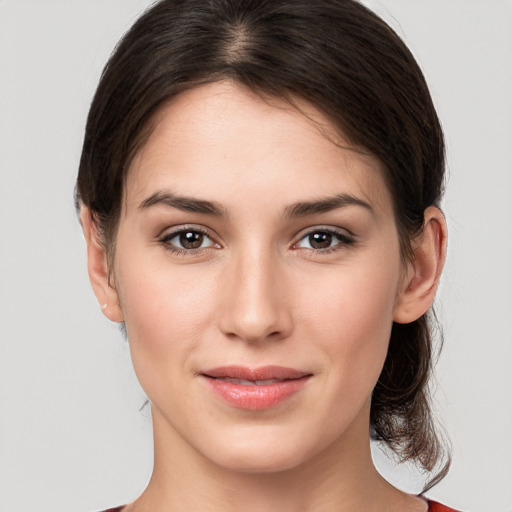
[283,193,373,218]
[139,191,373,219]
[138,191,226,217]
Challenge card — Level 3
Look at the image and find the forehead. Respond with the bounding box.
[125,81,392,216]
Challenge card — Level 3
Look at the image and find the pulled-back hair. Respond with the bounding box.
[76,0,449,488]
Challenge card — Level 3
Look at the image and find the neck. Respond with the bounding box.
[127,408,424,512]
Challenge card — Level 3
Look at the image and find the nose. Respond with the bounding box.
[218,246,293,344]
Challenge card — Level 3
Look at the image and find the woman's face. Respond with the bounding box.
[110,81,407,472]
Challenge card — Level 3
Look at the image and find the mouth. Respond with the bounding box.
[216,378,284,386]
[200,366,312,410]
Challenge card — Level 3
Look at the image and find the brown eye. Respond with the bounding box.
[295,228,354,252]
[180,231,204,249]
[308,232,333,249]
[162,228,217,252]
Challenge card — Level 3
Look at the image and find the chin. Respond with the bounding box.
[214,448,307,474]
[198,426,323,474]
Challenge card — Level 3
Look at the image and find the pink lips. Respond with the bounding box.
[201,366,312,410]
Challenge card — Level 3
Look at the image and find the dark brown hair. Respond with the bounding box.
[76,0,449,488]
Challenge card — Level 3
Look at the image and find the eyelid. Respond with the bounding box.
[159,224,212,239]
[158,224,221,253]
[292,226,356,251]
[157,224,355,255]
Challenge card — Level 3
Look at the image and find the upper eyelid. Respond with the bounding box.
[157,224,354,247]
[292,226,356,249]
[295,225,354,239]
[159,224,216,240]
[159,226,221,254]
[159,225,221,248]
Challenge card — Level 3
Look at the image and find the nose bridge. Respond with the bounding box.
[219,241,291,343]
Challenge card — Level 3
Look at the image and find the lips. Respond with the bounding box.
[200,366,312,410]
[221,378,281,385]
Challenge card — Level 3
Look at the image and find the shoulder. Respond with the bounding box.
[99,502,459,512]
[428,500,461,512]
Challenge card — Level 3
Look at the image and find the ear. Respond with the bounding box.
[80,206,124,323]
[393,206,447,324]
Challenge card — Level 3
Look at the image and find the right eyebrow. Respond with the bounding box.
[138,191,227,217]
[283,193,374,218]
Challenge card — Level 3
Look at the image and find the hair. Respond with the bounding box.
[76,0,449,489]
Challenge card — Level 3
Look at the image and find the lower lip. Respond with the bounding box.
[203,376,311,410]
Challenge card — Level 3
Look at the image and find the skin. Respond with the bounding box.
[83,81,447,512]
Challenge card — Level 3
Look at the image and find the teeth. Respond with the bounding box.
[221,378,280,385]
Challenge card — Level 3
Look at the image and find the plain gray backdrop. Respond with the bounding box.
[1,1,511,511]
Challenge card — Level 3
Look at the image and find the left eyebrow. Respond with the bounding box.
[138,191,227,217]
[283,193,374,218]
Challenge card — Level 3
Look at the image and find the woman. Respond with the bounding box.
[77,0,457,510]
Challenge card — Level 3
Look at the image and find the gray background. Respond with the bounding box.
[0,1,511,511]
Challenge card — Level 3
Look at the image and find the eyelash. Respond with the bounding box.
[293,228,356,254]
[158,226,355,256]
[159,226,220,256]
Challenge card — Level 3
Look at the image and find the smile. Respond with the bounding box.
[220,378,282,385]
[201,366,312,410]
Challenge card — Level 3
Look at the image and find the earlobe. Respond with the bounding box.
[80,206,124,323]
[393,206,447,324]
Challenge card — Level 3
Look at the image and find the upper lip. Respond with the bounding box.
[201,365,311,381]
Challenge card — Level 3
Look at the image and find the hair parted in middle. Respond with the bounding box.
[76,0,449,488]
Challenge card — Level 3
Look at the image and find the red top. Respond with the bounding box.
[102,500,459,511]
[429,501,459,512]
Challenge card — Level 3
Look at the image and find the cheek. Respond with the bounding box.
[297,256,401,380]
[302,259,398,324]
[118,255,213,328]
[113,257,217,386]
